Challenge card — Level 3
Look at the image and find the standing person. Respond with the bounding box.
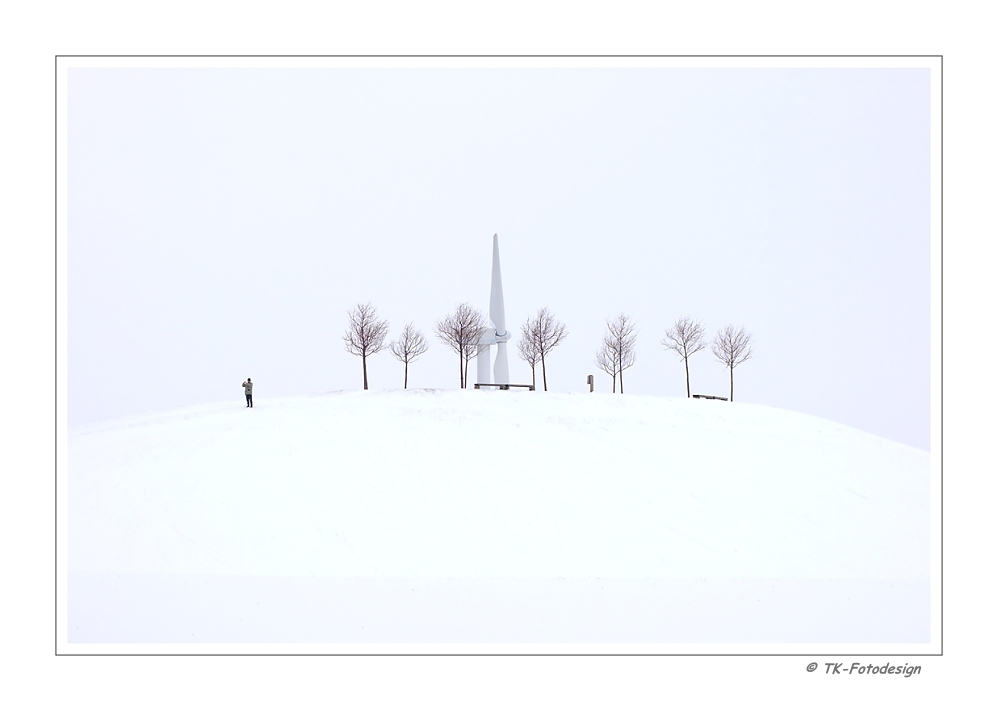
[242,378,253,408]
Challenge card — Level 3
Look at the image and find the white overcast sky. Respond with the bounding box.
[67,62,932,449]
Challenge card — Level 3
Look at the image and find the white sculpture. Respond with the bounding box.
[477,233,511,386]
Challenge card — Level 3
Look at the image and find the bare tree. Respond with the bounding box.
[595,334,621,392]
[389,323,429,389]
[434,303,488,388]
[711,325,753,402]
[596,314,638,394]
[517,322,541,390]
[521,307,568,391]
[343,303,390,390]
[662,317,706,398]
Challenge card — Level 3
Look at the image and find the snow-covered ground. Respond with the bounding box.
[68,389,929,644]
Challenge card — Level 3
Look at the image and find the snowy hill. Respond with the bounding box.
[68,390,929,644]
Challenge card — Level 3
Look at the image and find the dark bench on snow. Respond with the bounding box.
[692,394,728,401]
[474,383,536,391]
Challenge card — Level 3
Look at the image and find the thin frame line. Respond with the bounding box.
[55,54,943,656]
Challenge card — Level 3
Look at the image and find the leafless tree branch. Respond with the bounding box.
[595,334,620,392]
[517,321,541,390]
[711,324,753,402]
[595,313,637,394]
[343,303,390,390]
[389,322,429,389]
[662,317,706,397]
[434,303,487,388]
[520,307,568,391]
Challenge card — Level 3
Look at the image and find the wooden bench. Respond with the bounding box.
[692,394,728,401]
[474,383,535,391]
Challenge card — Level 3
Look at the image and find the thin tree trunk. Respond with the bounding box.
[362,354,369,390]
[459,352,465,388]
[617,349,625,394]
[541,352,548,391]
[685,359,691,397]
[404,360,408,389]
[729,366,734,402]
[531,363,536,390]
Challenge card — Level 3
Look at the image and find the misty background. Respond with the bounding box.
[68,66,930,449]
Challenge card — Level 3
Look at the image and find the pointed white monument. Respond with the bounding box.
[477,233,511,387]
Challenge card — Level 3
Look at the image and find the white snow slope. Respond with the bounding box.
[68,390,929,644]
